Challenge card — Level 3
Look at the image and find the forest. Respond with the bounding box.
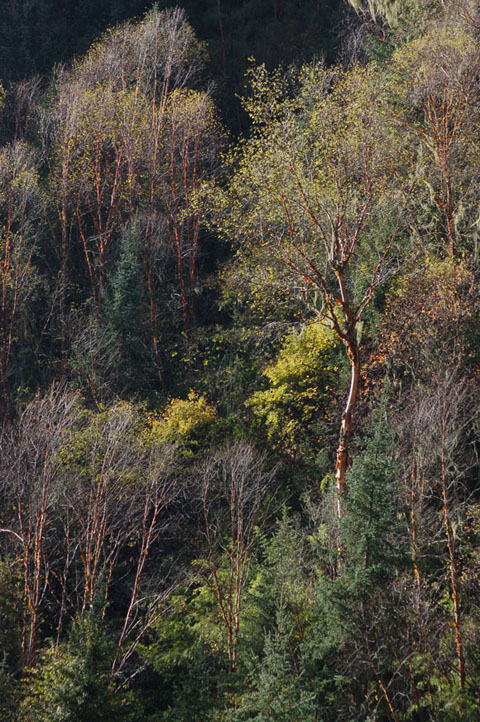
[1,0,480,719]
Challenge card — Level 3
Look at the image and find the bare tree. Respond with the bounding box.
[0,141,42,413]
[397,369,478,690]
[0,390,182,675]
[197,441,275,667]
[0,385,80,665]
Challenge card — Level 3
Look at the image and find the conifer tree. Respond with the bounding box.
[19,585,141,722]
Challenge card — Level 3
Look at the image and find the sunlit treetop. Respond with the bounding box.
[63,6,207,104]
[348,0,441,30]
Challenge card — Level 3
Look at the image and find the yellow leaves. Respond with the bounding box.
[148,391,217,445]
[220,60,400,286]
[242,62,295,128]
[246,323,340,454]
[263,323,338,385]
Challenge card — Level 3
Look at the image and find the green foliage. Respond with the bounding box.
[103,220,152,395]
[0,656,16,722]
[303,416,410,720]
[18,596,140,722]
[340,411,406,591]
[105,223,143,339]
[139,586,230,720]
[3,2,480,721]
[228,611,317,721]
[247,323,341,459]
[227,513,342,721]
[0,562,21,720]
[0,561,22,672]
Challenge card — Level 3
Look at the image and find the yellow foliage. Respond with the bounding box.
[149,391,217,444]
[247,324,340,455]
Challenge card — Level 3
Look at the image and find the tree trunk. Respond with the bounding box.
[441,410,465,688]
[335,341,360,518]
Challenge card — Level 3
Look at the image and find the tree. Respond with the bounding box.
[398,371,479,693]
[44,4,224,378]
[367,258,479,389]
[70,6,206,103]
[347,0,437,27]
[55,400,181,678]
[314,415,407,720]
[196,441,275,667]
[247,322,341,463]
[391,21,480,258]
[229,611,318,722]
[0,141,43,413]
[18,590,141,722]
[229,514,329,721]
[155,88,224,334]
[0,385,80,666]
[214,62,407,515]
[48,81,150,308]
[0,388,182,680]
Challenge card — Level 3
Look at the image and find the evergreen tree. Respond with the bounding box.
[103,220,152,396]
[18,588,141,722]
[229,608,318,722]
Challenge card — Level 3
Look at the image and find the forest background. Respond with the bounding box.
[1,1,480,720]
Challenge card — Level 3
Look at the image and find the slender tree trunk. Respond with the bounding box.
[335,340,360,518]
[424,96,459,259]
[441,408,465,688]
[60,204,68,362]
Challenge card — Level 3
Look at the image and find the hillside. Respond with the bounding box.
[1,2,480,720]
